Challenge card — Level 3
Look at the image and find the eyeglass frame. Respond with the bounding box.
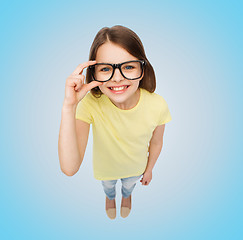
[88,59,146,82]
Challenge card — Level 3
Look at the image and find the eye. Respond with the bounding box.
[100,67,111,72]
[125,65,134,70]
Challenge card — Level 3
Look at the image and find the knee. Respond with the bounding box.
[101,180,117,189]
[122,182,136,189]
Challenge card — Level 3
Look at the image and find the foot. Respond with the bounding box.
[106,196,116,210]
[120,195,132,218]
[105,196,116,219]
[121,195,131,209]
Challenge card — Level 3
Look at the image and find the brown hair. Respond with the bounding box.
[86,25,156,98]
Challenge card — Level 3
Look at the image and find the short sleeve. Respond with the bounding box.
[157,98,172,125]
[75,94,93,124]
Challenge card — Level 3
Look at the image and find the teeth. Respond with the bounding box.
[111,86,128,91]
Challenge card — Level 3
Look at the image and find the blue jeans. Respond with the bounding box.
[101,174,143,200]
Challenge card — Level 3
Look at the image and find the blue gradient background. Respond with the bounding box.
[1,0,242,239]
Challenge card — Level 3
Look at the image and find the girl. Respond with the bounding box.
[58,25,172,220]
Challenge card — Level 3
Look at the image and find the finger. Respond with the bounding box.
[74,79,82,90]
[67,75,85,89]
[66,74,85,86]
[85,80,103,91]
[72,78,83,88]
[143,179,148,185]
[72,60,97,76]
[69,74,85,79]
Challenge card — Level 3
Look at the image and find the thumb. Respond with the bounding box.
[86,81,103,92]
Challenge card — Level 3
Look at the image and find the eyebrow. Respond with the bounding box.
[96,60,139,64]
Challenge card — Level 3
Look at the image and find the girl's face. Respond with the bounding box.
[95,42,144,110]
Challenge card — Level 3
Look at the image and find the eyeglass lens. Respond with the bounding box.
[92,61,142,81]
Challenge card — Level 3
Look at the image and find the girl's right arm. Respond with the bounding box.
[58,60,103,176]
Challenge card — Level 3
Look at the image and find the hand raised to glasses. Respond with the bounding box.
[63,60,103,107]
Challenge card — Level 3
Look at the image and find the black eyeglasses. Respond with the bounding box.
[88,60,146,82]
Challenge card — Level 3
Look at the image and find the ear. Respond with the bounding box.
[140,71,145,81]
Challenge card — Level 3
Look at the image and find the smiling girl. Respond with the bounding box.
[58,25,172,220]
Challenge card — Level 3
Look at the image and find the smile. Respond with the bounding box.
[108,85,130,93]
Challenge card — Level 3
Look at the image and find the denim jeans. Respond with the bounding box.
[101,174,143,200]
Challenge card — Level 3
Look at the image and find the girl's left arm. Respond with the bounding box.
[140,124,165,185]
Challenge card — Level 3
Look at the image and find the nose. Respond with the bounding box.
[111,67,124,82]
